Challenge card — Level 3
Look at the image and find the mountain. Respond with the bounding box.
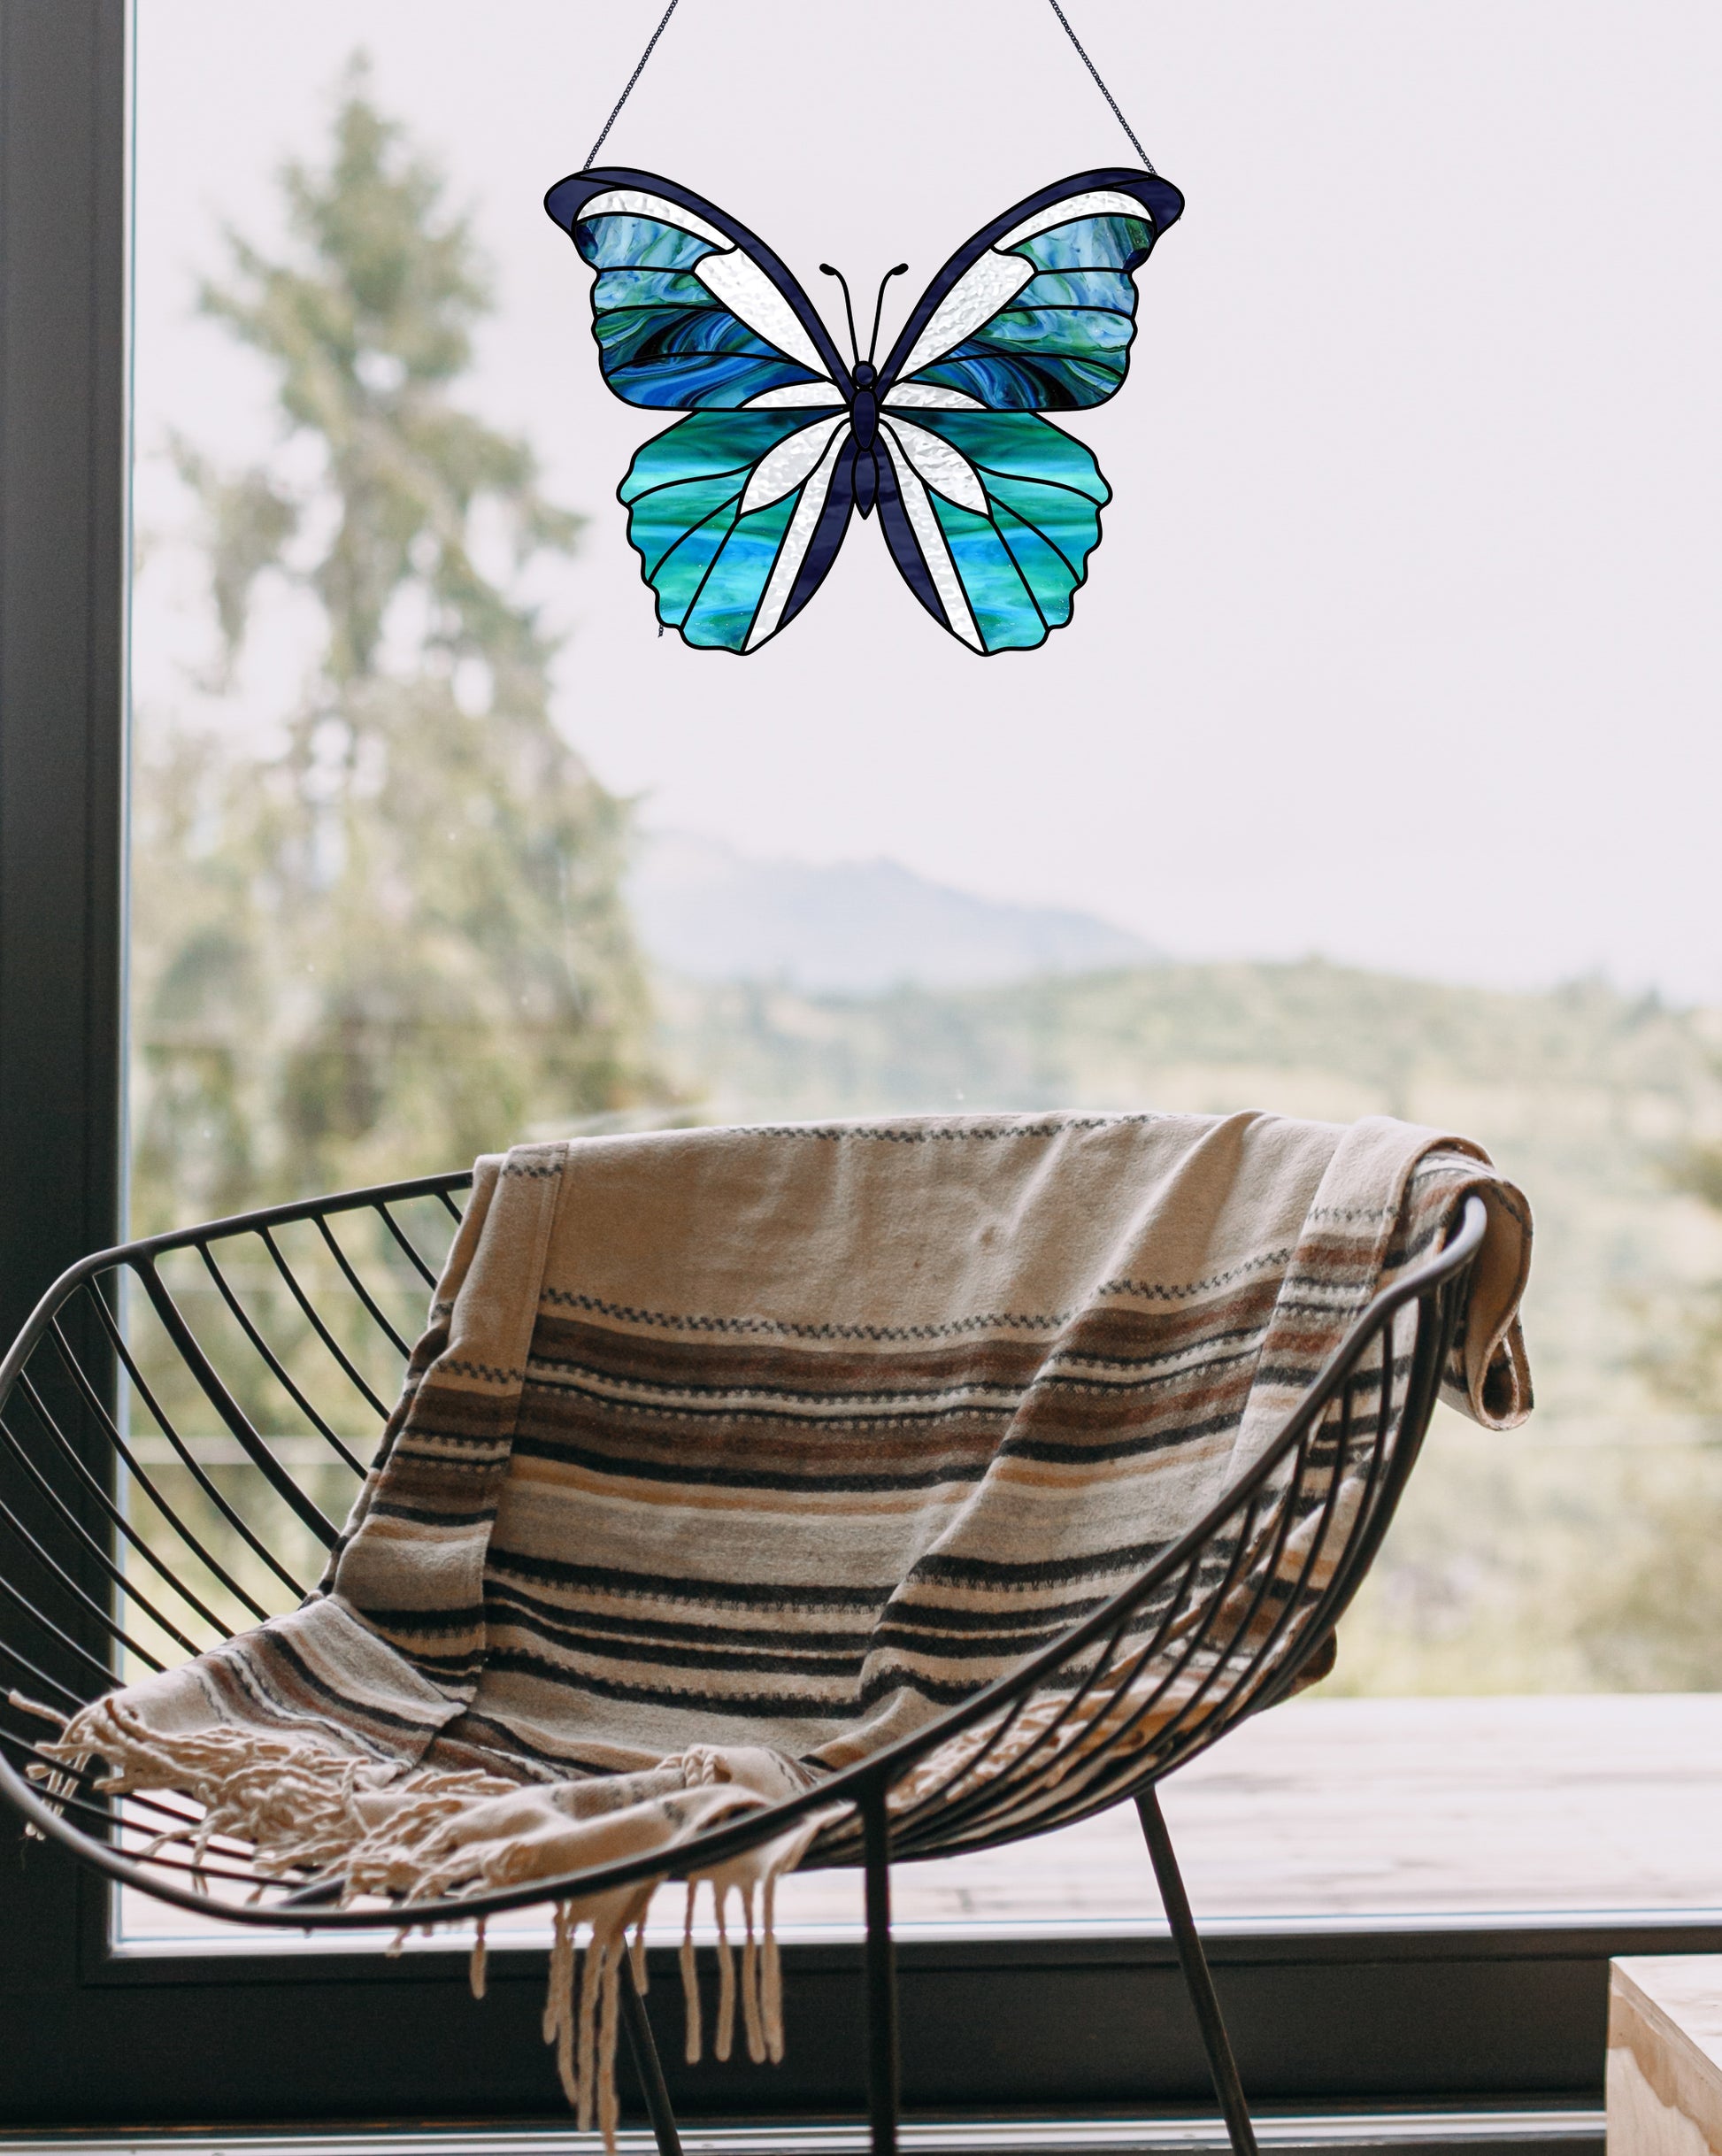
[627,830,1158,993]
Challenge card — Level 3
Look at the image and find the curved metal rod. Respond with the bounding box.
[375,1201,443,1289]
[0,1192,1488,1929]
[0,1638,85,1714]
[86,1287,311,1604]
[0,1403,196,1659]
[194,1243,368,1476]
[132,1260,339,1550]
[254,1226,395,1424]
[814,1282,1469,1865]
[0,1168,475,1405]
[311,1215,413,1359]
[53,1296,277,1627]
[1,1390,233,1644]
[880,1212,1476,1855]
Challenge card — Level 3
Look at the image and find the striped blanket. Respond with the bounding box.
[48,1110,1531,2133]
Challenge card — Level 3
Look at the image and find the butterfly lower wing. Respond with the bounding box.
[621,410,856,652]
[876,412,1108,653]
[546,167,852,410]
[880,169,1183,414]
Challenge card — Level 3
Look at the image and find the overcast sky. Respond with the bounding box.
[132,1,1722,999]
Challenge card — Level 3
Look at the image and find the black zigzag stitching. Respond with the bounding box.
[437,1357,529,1384]
[1095,1247,1295,1300]
[538,1290,1076,1341]
[732,1113,1162,1143]
[543,1247,1290,1339]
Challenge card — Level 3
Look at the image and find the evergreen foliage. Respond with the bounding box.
[1638,1133,1722,1413]
[132,66,663,1232]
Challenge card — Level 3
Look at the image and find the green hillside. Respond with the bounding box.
[655,960,1722,1695]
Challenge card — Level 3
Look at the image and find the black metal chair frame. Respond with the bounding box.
[0,1171,1488,2156]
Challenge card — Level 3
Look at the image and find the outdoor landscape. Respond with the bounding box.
[127,72,1722,1704]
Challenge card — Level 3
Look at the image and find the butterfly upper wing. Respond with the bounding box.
[879,168,1183,414]
[545,166,853,408]
[545,168,857,651]
[868,169,1181,652]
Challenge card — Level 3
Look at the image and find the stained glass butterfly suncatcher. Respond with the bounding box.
[544,166,1184,656]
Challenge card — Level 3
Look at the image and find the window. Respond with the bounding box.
[4,0,1721,2134]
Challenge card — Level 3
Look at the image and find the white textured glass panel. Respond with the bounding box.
[999,189,1149,247]
[739,414,848,515]
[576,188,730,250]
[744,382,844,409]
[892,252,1033,383]
[881,432,980,649]
[883,382,987,412]
[747,430,849,650]
[884,416,988,516]
[696,253,830,377]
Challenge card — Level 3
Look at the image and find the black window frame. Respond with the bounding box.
[3,2,1719,2135]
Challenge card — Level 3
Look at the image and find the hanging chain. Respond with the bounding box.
[584,0,1154,178]
[585,0,683,168]
[1042,0,1157,173]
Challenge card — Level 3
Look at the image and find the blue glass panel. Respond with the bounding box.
[992,502,1080,624]
[620,412,816,500]
[650,499,742,624]
[1014,267,1139,312]
[628,471,747,581]
[592,268,712,311]
[1011,212,1157,274]
[930,497,1042,651]
[576,214,826,409]
[573,213,714,273]
[618,412,842,651]
[685,491,800,650]
[905,412,1109,652]
[919,412,1111,504]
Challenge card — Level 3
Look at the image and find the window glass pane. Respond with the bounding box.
[124,0,1722,1944]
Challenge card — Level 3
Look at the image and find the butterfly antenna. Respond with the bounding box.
[868,265,910,366]
[819,264,861,367]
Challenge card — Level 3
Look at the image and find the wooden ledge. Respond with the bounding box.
[1610,1957,1722,2156]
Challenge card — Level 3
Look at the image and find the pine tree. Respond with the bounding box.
[131,64,664,1231]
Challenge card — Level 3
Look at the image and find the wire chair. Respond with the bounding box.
[0,1171,1488,2156]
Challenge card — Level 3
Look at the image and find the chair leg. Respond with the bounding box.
[1136,1789,1259,2156]
[620,1952,684,2156]
[862,1781,901,2156]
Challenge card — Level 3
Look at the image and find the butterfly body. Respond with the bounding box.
[847,385,883,517]
[545,165,1183,654]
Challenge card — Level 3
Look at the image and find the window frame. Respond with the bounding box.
[1,1,1717,2135]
